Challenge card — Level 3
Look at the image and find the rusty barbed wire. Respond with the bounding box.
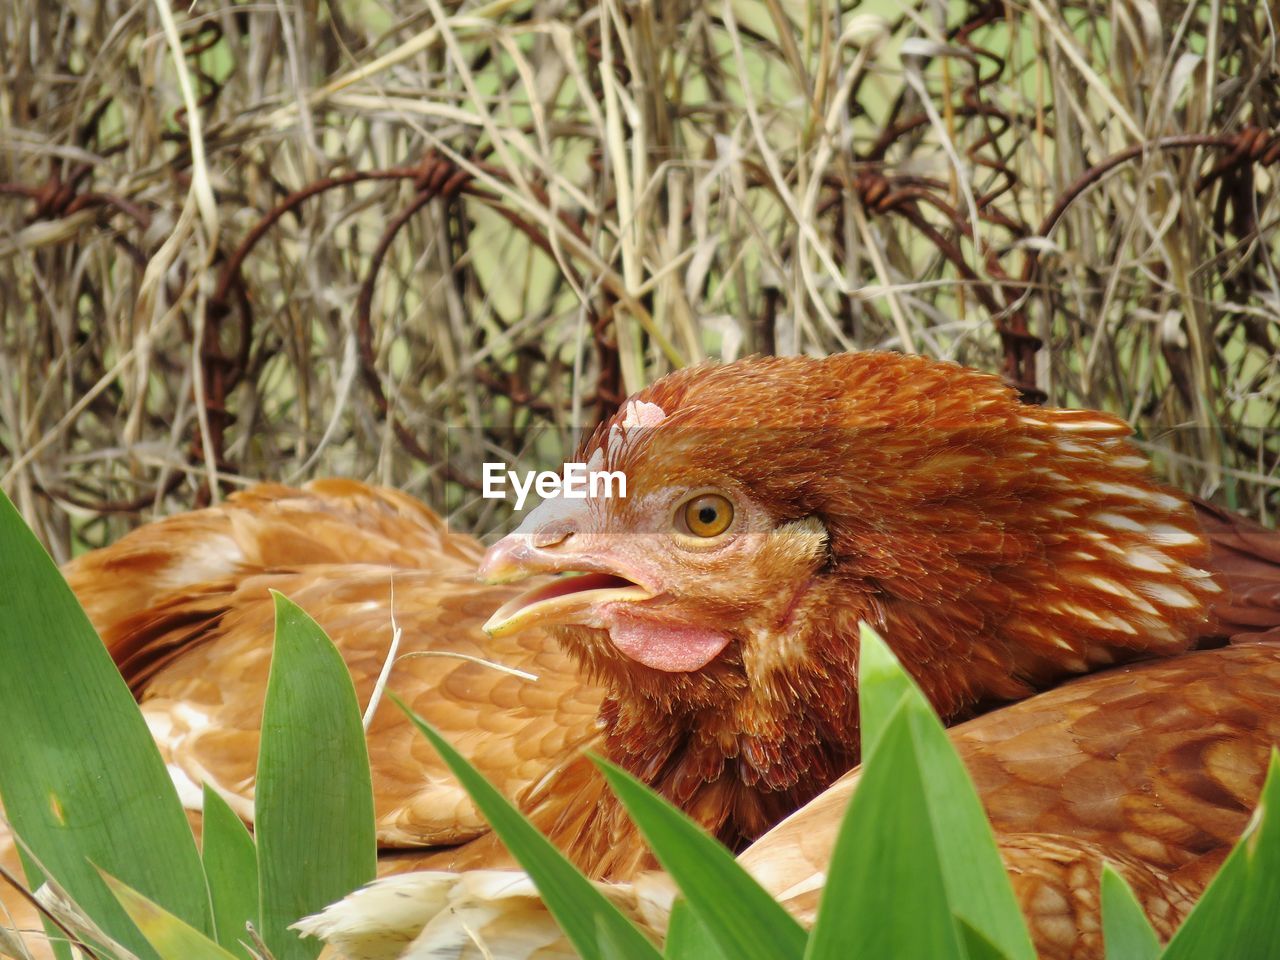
[8,114,1277,503]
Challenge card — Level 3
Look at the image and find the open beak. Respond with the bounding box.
[481,571,652,637]
[478,514,653,637]
[477,499,732,673]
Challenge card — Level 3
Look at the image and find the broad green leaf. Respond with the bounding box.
[256,594,377,960]
[855,621,913,758]
[807,627,1035,960]
[594,757,807,960]
[100,871,238,960]
[1100,865,1159,960]
[958,918,1016,960]
[201,785,259,957]
[898,703,1035,959]
[597,913,642,960]
[663,897,731,960]
[805,706,965,959]
[0,488,210,959]
[1161,750,1280,960]
[397,698,662,960]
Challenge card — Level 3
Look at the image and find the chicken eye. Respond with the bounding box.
[681,494,734,538]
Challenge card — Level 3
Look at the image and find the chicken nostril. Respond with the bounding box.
[531,521,574,549]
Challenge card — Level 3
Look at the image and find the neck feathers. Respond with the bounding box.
[860,403,1220,720]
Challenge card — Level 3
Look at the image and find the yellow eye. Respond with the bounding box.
[682,494,734,538]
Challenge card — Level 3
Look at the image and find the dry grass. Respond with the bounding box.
[1,0,1277,561]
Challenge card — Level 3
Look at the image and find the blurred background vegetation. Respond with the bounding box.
[0,0,1276,561]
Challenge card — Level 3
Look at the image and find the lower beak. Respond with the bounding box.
[483,573,652,637]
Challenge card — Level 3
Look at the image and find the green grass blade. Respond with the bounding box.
[0,488,210,958]
[1100,865,1159,960]
[100,871,238,960]
[804,707,966,960]
[1160,750,1280,959]
[593,757,807,960]
[396,697,662,960]
[597,913,639,960]
[664,899,729,960]
[201,785,259,957]
[855,621,913,758]
[958,918,1016,960]
[899,701,1035,959]
[255,593,377,960]
[806,626,1034,960]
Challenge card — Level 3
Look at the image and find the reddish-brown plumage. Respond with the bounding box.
[742,642,1280,960]
[527,353,1222,856]
[2,352,1277,960]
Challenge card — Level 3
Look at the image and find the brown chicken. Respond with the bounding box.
[2,351,1278,960]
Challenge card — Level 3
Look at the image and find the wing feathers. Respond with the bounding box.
[65,482,605,848]
[739,643,1280,958]
[1194,499,1280,642]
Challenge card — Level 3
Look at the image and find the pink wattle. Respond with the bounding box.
[607,614,731,672]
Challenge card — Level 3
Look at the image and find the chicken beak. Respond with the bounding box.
[476,534,542,586]
[481,572,651,637]
[477,499,652,637]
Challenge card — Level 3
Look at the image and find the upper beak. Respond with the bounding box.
[476,533,552,585]
[477,500,652,637]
